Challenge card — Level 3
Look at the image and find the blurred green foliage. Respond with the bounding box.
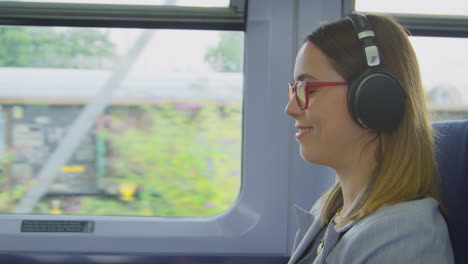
[0,102,241,217]
[0,27,117,69]
[70,102,242,216]
[0,150,32,212]
[204,32,244,72]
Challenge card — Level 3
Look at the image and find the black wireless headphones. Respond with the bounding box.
[347,13,406,132]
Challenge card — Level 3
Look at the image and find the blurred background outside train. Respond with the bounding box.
[0,0,467,219]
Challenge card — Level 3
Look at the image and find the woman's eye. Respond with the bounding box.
[308,90,317,95]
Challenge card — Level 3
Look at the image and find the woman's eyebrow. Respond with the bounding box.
[295,73,317,81]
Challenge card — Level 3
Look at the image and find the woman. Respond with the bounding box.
[285,14,454,264]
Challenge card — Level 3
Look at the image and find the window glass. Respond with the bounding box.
[355,0,468,16]
[410,36,468,121]
[0,0,229,7]
[0,26,243,217]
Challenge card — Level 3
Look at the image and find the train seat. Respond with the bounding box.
[433,120,468,264]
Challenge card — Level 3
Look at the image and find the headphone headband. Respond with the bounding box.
[348,14,381,67]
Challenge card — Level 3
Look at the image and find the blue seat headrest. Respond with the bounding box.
[433,120,468,264]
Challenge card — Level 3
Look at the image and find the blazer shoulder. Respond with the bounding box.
[332,198,454,264]
[363,197,441,224]
[352,197,448,240]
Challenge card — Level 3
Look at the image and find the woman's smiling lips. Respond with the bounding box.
[295,125,313,139]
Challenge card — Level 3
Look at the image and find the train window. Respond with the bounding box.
[0,26,243,217]
[410,36,468,121]
[355,0,468,16]
[0,0,229,7]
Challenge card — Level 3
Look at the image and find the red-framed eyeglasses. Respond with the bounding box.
[288,81,348,109]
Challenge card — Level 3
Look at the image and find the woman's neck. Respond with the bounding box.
[335,143,377,216]
[339,176,368,215]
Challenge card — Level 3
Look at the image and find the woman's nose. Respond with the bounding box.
[285,95,303,118]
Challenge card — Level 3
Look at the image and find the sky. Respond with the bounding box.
[411,37,468,102]
[108,29,224,74]
[356,0,468,15]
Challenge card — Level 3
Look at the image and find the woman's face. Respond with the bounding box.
[285,42,372,169]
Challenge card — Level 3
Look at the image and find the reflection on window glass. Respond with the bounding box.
[0,26,243,217]
[356,0,468,16]
[0,0,230,7]
[410,37,468,121]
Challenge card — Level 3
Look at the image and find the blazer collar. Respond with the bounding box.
[293,204,315,231]
[289,187,368,264]
[288,205,323,264]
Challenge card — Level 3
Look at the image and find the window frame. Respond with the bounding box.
[0,0,256,255]
[0,1,245,30]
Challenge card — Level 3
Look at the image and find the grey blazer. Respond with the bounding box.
[289,198,454,264]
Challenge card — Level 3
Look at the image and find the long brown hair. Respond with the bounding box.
[306,14,444,225]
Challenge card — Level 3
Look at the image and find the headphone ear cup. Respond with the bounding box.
[349,72,406,132]
[348,76,362,126]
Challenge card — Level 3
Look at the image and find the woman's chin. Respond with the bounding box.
[299,147,323,165]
